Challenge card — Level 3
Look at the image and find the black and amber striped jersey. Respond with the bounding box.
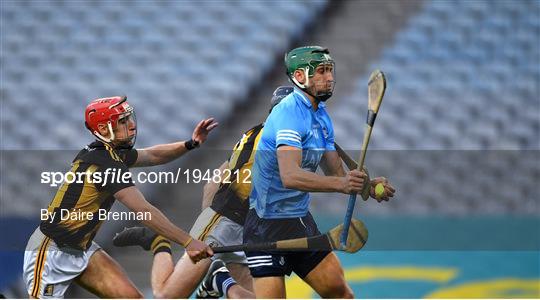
[40,140,138,250]
[211,123,263,225]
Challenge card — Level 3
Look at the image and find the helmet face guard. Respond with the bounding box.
[114,110,137,149]
[285,46,336,102]
[304,62,335,102]
[85,96,137,149]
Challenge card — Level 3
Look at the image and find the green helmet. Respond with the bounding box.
[284,46,335,102]
[285,46,334,78]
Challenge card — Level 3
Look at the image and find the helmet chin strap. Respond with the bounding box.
[291,67,309,89]
[93,118,136,149]
[93,122,115,143]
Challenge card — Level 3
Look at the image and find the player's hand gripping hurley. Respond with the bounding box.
[340,70,386,249]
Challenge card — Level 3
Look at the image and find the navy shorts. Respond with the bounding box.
[243,209,330,278]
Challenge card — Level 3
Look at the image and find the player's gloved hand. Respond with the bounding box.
[369,177,396,202]
[341,169,368,194]
[192,118,219,144]
[186,238,214,263]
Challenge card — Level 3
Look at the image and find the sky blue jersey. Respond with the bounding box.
[249,88,335,219]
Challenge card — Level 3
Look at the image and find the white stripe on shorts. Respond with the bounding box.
[247,255,272,260]
[246,259,272,264]
[248,262,274,268]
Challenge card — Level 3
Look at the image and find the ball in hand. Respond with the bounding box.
[375,183,385,198]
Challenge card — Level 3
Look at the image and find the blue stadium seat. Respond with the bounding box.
[329,0,539,215]
[2,0,330,228]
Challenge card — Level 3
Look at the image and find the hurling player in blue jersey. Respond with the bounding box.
[244,46,369,298]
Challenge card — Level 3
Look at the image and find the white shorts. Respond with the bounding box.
[189,207,247,264]
[22,227,101,298]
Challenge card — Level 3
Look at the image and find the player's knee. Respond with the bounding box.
[153,290,167,299]
[342,285,355,299]
[114,283,143,299]
[323,281,354,298]
[154,288,188,299]
[153,288,176,299]
[333,284,354,299]
[121,288,143,299]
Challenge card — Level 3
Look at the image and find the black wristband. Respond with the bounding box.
[185,139,200,150]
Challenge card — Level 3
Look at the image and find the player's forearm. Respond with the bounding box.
[320,159,346,177]
[141,205,193,247]
[116,187,193,247]
[141,141,190,166]
[281,167,344,193]
[278,146,344,192]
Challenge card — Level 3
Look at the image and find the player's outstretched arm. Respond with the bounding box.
[132,118,218,167]
[277,146,367,194]
[114,186,213,262]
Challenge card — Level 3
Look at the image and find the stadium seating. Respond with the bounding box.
[328,0,539,214]
[367,0,536,150]
[2,0,538,297]
[1,2,329,294]
[1,0,327,149]
[2,0,537,218]
[0,0,328,216]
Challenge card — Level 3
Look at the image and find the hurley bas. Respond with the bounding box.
[41,209,152,222]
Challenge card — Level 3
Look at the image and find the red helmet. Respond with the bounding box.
[84,96,136,146]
